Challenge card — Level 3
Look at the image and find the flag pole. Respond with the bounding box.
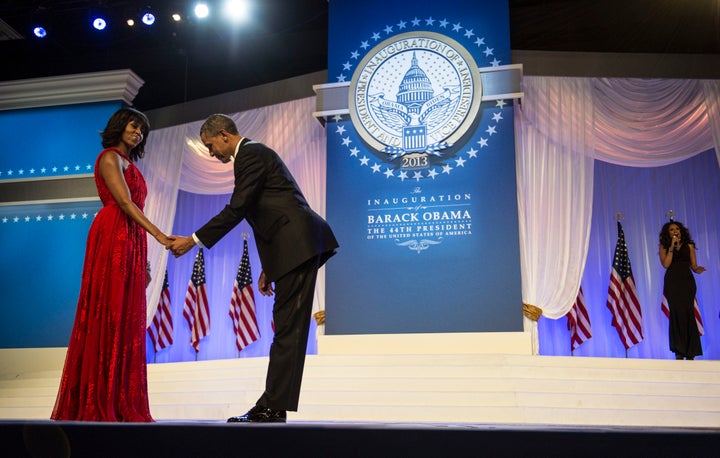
[615,212,627,359]
[606,212,644,354]
[240,227,248,345]
[230,235,261,357]
[616,211,627,362]
[185,249,209,362]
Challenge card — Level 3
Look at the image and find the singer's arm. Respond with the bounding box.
[659,244,674,269]
[689,244,706,274]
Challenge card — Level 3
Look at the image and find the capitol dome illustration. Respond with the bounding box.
[396,52,434,115]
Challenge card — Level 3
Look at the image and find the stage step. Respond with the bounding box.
[0,350,719,428]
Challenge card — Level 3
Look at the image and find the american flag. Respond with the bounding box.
[147,269,173,352]
[229,239,260,352]
[605,221,643,349]
[567,286,592,351]
[661,294,704,336]
[183,248,210,352]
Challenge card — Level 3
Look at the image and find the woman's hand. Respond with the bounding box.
[671,234,680,250]
[155,233,174,247]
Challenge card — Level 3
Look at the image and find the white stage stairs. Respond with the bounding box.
[1,333,719,428]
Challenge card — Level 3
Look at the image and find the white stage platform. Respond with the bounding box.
[1,333,719,429]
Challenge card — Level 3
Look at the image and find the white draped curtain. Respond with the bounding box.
[514,77,596,353]
[516,77,720,357]
[137,124,186,322]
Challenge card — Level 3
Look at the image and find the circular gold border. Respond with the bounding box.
[348,31,483,152]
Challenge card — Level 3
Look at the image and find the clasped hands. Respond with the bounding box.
[153,234,193,257]
[163,235,197,258]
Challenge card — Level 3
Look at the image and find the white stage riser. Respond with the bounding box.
[1,351,719,428]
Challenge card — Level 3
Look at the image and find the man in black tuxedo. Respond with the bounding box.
[168,113,338,423]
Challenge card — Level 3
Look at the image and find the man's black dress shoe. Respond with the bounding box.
[227,405,287,423]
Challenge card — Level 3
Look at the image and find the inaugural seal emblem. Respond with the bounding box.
[349,31,482,171]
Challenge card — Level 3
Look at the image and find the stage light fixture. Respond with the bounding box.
[33,26,47,38]
[172,13,182,22]
[224,0,249,22]
[194,3,210,19]
[87,3,111,32]
[127,18,135,27]
[142,12,156,26]
[31,6,51,39]
[92,17,107,30]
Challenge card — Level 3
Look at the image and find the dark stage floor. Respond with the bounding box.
[2,420,719,457]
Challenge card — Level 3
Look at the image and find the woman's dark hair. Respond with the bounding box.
[659,220,695,249]
[100,107,150,162]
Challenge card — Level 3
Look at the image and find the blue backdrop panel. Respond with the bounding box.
[0,201,101,348]
[325,0,522,334]
[0,101,121,181]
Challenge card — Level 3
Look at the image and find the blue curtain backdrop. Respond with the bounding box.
[146,190,318,363]
[539,149,720,359]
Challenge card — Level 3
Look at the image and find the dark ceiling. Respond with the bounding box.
[1,0,718,111]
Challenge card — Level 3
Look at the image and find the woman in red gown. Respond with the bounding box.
[51,108,171,421]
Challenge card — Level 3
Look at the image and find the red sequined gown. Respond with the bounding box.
[51,148,154,422]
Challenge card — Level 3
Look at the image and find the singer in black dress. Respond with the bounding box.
[658,221,706,360]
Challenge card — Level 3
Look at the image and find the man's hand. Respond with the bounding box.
[258,271,274,297]
[167,235,196,257]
